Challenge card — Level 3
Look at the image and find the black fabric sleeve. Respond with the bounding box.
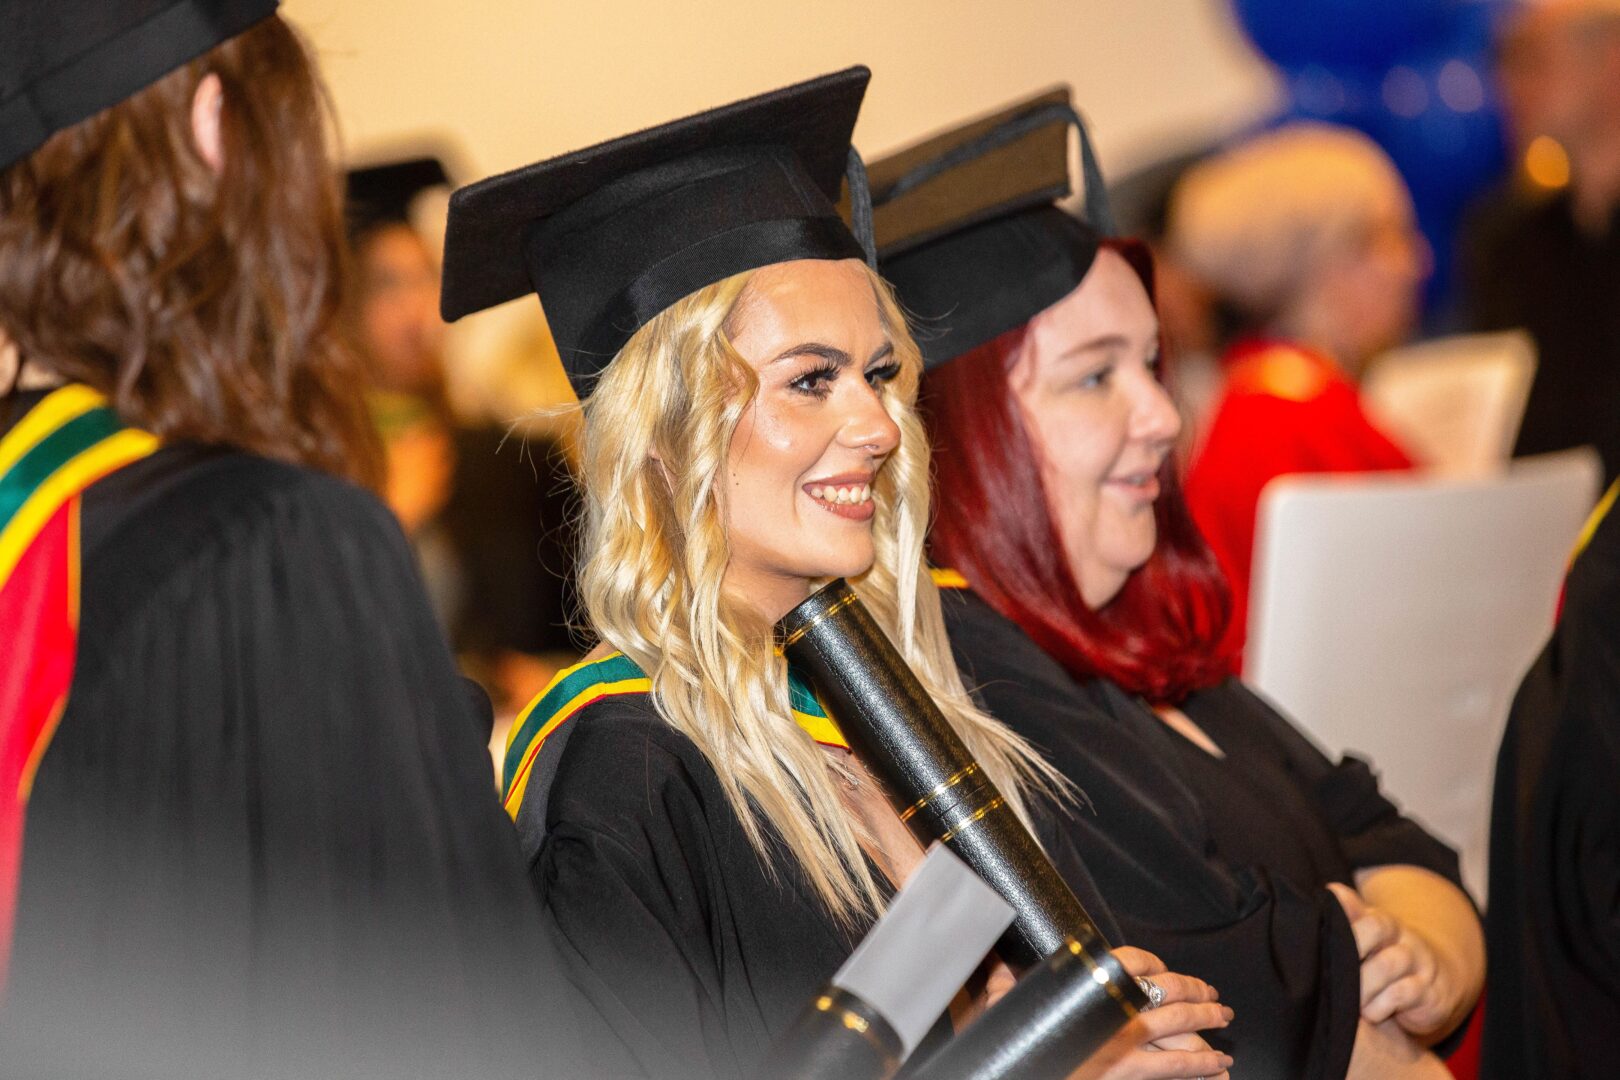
[4,454,617,1080]
[532,703,761,1080]
[942,589,1360,1080]
[1223,681,1464,888]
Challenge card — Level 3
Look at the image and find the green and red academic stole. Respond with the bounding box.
[500,651,849,820]
[0,385,158,987]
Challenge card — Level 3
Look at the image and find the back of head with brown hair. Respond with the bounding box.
[0,15,379,487]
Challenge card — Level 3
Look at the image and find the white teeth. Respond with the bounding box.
[807,483,874,506]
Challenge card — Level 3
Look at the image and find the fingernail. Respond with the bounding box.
[1221,1005,1235,1022]
[1221,1054,1235,1068]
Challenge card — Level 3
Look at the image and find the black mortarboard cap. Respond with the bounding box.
[440,67,874,394]
[871,87,1116,368]
[346,155,453,242]
[0,0,279,171]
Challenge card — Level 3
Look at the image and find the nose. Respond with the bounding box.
[1130,368,1182,449]
[839,380,902,459]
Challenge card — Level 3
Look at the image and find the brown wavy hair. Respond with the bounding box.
[0,15,379,487]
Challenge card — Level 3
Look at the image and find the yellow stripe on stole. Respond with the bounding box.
[1570,479,1620,565]
[500,653,851,819]
[502,672,653,818]
[0,428,160,586]
[0,384,107,479]
[793,710,847,750]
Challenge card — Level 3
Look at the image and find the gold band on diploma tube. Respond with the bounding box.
[938,797,1006,843]
[813,994,890,1056]
[780,591,862,648]
[1064,940,1139,1018]
[898,762,980,823]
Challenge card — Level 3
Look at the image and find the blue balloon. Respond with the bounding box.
[1255,5,1511,320]
[1231,0,1456,72]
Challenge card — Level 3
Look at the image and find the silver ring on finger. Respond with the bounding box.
[1135,975,1167,1010]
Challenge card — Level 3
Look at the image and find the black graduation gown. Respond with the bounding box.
[1483,488,1620,1080]
[0,420,616,1079]
[521,685,1125,1080]
[940,585,1467,1080]
[441,424,582,663]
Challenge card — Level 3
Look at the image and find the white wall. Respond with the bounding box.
[284,0,1277,182]
[282,0,1279,414]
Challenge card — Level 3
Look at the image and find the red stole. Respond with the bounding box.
[0,385,157,988]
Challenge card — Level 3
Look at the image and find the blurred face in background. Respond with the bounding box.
[357,223,445,397]
[1008,250,1181,609]
[1496,5,1620,153]
[1306,210,1429,376]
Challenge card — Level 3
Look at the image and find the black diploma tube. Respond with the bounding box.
[768,845,1015,1080]
[911,937,1143,1080]
[767,986,904,1080]
[777,581,1142,1011]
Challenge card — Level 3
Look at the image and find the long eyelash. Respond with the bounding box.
[865,361,902,386]
[789,360,842,398]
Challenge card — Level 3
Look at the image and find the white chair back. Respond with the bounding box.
[1361,330,1536,477]
[1246,450,1600,901]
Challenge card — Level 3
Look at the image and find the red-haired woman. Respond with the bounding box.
[871,93,1483,1080]
[0,4,607,1076]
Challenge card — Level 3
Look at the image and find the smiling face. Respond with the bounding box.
[1007,250,1181,609]
[722,259,903,621]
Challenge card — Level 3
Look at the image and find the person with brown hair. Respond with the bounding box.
[0,4,612,1077]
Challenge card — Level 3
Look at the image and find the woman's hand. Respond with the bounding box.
[1070,947,1235,1080]
[1328,880,1470,1039]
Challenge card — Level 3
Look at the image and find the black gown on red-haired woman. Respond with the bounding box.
[869,91,1472,1080]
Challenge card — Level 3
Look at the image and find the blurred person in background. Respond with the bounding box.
[881,91,1478,1080]
[1464,0,1620,486]
[0,4,611,1076]
[1170,124,1426,669]
[1484,477,1620,1080]
[347,158,583,724]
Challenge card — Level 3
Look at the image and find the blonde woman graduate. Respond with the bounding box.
[442,69,1234,1080]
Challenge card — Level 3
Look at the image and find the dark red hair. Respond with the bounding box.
[921,240,1231,705]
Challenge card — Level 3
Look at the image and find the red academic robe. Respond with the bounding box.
[1185,340,1415,670]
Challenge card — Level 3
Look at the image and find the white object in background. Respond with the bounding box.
[1361,330,1536,477]
[1246,450,1600,902]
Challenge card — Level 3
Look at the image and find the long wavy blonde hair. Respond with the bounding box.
[578,260,1063,927]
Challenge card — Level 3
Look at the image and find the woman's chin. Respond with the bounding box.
[798,549,877,586]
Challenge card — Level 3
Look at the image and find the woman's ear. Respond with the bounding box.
[190,73,226,174]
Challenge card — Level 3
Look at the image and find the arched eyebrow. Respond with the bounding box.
[769,342,851,367]
[769,340,895,367]
[1057,328,1161,361]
